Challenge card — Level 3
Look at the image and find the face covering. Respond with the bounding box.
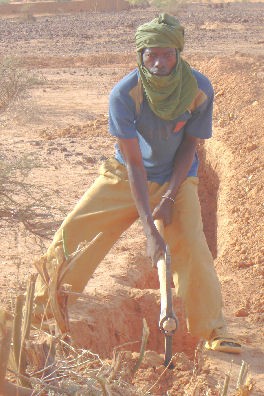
[135,13,198,120]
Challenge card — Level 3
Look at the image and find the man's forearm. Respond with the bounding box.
[165,136,197,199]
[126,162,156,237]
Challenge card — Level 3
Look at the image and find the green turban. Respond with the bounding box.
[135,13,198,121]
[135,13,185,52]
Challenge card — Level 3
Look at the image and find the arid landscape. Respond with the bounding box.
[0,0,263,395]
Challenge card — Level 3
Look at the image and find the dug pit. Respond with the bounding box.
[67,140,219,361]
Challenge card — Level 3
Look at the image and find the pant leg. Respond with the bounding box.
[34,158,138,316]
[162,177,226,340]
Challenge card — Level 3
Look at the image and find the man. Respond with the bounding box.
[34,14,241,353]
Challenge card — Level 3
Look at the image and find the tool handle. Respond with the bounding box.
[154,219,177,368]
[154,219,167,313]
[154,218,165,238]
[154,219,177,333]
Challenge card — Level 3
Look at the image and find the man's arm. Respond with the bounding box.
[152,133,198,225]
[118,137,166,265]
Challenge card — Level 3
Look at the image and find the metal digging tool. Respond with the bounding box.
[154,219,178,369]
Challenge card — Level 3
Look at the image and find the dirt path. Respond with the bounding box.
[0,2,263,395]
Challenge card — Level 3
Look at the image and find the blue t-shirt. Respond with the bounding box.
[108,68,214,184]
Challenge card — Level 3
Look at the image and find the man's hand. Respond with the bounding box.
[146,227,167,267]
[118,136,169,267]
[152,196,174,226]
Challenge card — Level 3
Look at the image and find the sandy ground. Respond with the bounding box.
[0,1,263,395]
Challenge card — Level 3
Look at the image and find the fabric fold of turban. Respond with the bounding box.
[135,13,185,52]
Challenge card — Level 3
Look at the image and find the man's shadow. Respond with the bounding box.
[197,141,219,259]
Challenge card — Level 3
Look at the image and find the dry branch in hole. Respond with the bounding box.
[6,321,146,395]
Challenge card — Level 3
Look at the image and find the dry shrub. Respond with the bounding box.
[0,57,42,115]
[0,153,65,245]
[127,0,189,9]
[127,0,150,7]
[19,3,37,22]
[150,0,191,12]
[0,58,60,241]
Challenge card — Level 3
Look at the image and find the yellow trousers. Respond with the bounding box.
[34,158,225,340]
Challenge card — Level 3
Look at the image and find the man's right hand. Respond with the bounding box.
[146,227,167,267]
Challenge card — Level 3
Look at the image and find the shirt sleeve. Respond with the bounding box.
[184,85,214,140]
[108,86,138,139]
